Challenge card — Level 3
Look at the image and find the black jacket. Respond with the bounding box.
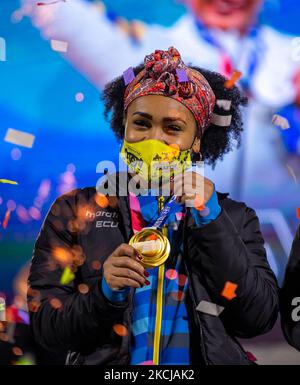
[28,186,279,365]
[281,225,300,351]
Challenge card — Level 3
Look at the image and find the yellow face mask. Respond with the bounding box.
[120,139,192,181]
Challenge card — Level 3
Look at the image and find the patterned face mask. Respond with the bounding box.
[120,139,192,181]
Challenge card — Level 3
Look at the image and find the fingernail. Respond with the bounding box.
[144,270,149,277]
[145,280,150,286]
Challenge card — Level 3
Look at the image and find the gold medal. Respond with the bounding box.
[129,228,170,268]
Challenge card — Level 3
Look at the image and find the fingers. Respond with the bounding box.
[112,256,146,278]
[173,173,204,195]
[112,243,139,260]
[108,276,146,290]
[104,243,150,290]
[109,266,148,288]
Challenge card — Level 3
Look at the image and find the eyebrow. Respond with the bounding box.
[132,111,187,125]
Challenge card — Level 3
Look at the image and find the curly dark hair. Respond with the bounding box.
[102,64,247,167]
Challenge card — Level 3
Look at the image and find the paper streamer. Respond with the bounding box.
[123,67,135,85]
[216,99,231,111]
[0,297,6,321]
[272,114,290,130]
[211,113,232,126]
[60,266,75,285]
[0,179,18,185]
[50,39,68,53]
[4,128,35,148]
[176,68,188,83]
[0,37,6,62]
[196,300,224,316]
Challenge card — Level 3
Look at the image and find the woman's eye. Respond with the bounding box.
[134,120,150,127]
[167,125,181,132]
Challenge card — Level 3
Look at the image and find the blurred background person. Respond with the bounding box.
[21,0,300,207]
[0,263,66,365]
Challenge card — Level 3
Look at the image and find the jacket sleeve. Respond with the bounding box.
[28,190,130,353]
[280,226,300,351]
[186,204,279,338]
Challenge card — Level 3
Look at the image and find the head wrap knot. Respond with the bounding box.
[124,46,216,134]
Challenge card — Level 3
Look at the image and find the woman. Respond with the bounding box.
[28,47,278,365]
[281,225,300,351]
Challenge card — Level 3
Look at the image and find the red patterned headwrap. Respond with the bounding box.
[124,47,216,135]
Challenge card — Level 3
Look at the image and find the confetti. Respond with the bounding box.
[123,67,135,85]
[169,143,180,151]
[165,269,178,281]
[60,266,75,285]
[53,247,73,266]
[50,39,68,53]
[91,260,102,270]
[16,205,30,223]
[78,284,89,294]
[130,20,146,42]
[12,347,23,356]
[286,164,298,184]
[11,147,22,160]
[75,92,84,102]
[211,113,232,126]
[224,70,242,89]
[146,233,158,241]
[176,68,188,83]
[28,300,41,313]
[28,207,41,221]
[216,99,231,111]
[49,298,62,309]
[94,193,109,208]
[2,209,11,229]
[171,291,185,302]
[177,274,188,287]
[116,18,130,34]
[168,143,180,160]
[11,10,23,24]
[194,194,205,211]
[0,179,18,185]
[113,324,128,337]
[221,281,238,300]
[297,208,300,219]
[198,206,210,217]
[7,200,16,212]
[246,351,257,362]
[14,356,35,365]
[272,114,290,130]
[175,212,185,221]
[0,37,6,61]
[140,360,154,365]
[196,300,224,316]
[0,298,6,321]
[4,128,35,148]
